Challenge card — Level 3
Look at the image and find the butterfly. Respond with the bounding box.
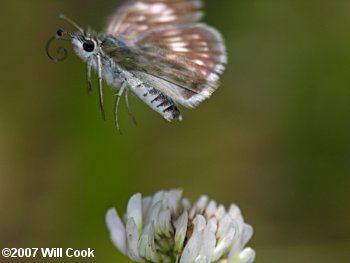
[47,0,227,132]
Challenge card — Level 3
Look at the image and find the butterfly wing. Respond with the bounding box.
[106,0,203,39]
[130,24,226,108]
[105,0,226,108]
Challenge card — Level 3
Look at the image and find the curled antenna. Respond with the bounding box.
[46,12,85,63]
[46,29,69,63]
[59,11,84,33]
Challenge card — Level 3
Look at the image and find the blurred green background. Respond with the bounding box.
[1,0,350,262]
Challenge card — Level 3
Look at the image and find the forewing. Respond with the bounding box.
[129,24,227,108]
[104,0,226,108]
[105,0,203,39]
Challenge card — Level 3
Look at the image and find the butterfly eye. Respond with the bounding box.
[83,40,95,52]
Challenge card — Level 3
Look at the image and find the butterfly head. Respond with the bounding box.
[46,12,100,63]
[70,31,100,62]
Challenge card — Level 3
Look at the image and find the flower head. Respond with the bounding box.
[106,189,255,263]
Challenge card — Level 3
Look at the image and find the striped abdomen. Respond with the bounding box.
[128,80,182,121]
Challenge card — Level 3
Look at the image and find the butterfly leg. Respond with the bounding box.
[114,81,127,134]
[125,88,138,126]
[96,54,105,120]
[86,61,92,95]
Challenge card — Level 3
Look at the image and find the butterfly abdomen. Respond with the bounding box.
[98,53,181,121]
[127,76,182,121]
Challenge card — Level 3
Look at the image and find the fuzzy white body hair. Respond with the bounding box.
[72,38,180,121]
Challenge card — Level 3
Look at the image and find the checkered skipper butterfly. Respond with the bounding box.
[47,0,227,132]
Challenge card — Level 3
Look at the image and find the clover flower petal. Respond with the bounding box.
[106,189,255,263]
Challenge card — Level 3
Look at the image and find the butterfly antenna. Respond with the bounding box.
[46,29,71,62]
[59,11,84,33]
[125,88,138,126]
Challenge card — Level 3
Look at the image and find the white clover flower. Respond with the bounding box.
[106,189,255,263]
